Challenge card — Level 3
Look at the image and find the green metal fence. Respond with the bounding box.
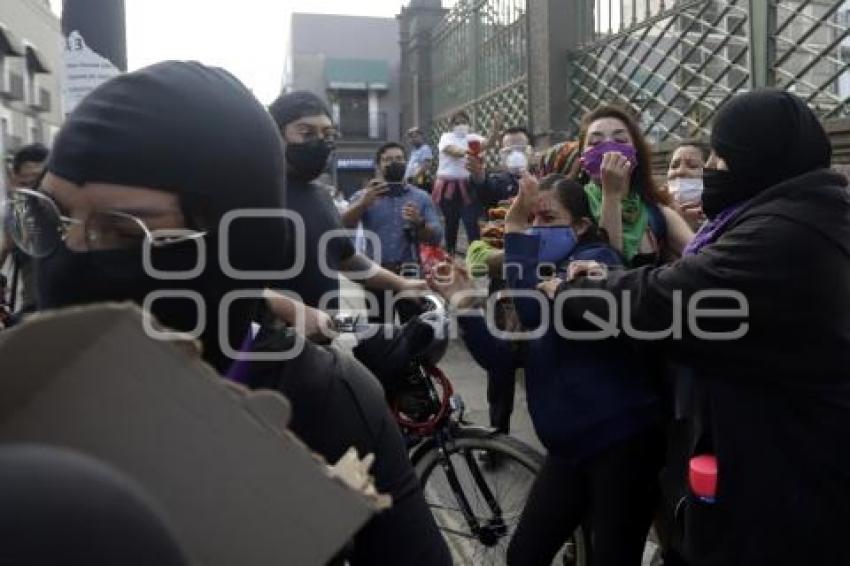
[430,0,529,143]
[566,0,850,143]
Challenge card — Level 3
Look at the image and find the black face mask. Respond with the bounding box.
[37,241,201,322]
[702,168,759,220]
[36,240,249,372]
[383,161,407,184]
[286,139,333,181]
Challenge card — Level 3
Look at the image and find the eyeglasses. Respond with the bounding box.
[4,188,206,258]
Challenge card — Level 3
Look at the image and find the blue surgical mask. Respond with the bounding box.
[525,226,578,265]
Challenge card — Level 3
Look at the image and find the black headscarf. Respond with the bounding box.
[709,89,832,199]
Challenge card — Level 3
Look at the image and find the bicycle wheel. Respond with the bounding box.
[413,427,588,566]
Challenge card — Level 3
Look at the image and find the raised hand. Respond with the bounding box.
[600,151,632,199]
[505,171,539,233]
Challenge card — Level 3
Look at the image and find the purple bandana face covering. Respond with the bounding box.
[581,141,638,179]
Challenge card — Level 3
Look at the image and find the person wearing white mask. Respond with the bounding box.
[666,140,710,231]
[433,111,488,255]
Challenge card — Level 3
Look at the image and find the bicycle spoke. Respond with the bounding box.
[421,441,542,565]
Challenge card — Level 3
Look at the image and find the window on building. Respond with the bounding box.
[337,90,370,139]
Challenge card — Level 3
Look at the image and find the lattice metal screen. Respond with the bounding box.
[567,0,751,143]
[429,81,529,167]
[773,0,850,119]
[429,0,529,165]
[568,0,850,143]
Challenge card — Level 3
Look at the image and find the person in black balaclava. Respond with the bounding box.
[700,88,833,219]
[15,61,450,565]
[535,89,850,565]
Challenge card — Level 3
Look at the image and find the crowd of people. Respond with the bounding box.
[1,59,848,566]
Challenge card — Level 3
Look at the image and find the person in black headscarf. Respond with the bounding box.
[536,89,850,565]
[11,61,449,565]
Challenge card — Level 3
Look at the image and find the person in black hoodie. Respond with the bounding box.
[539,89,850,566]
[12,61,449,566]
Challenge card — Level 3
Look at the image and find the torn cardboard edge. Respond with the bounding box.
[0,303,389,565]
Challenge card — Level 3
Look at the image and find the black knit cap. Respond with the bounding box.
[48,60,289,272]
[268,90,332,131]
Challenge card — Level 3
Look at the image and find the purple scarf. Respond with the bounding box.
[683,201,749,256]
[224,329,256,385]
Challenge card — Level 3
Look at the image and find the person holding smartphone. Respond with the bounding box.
[342,142,443,323]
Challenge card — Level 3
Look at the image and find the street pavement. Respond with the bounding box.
[439,337,543,454]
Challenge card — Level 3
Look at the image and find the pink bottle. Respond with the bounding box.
[689,454,718,503]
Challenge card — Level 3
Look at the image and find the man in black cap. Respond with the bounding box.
[267,91,429,327]
[539,89,850,566]
[11,61,449,565]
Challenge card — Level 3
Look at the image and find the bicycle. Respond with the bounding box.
[335,295,588,566]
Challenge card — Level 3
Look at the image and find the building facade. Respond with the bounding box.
[0,0,62,154]
[283,13,403,197]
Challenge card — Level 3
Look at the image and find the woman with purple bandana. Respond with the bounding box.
[540,90,850,566]
[576,106,694,266]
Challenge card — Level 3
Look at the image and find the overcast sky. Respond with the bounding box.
[50,0,458,104]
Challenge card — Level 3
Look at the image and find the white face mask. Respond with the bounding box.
[503,149,529,176]
[453,124,470,137]
[668,177,704,204]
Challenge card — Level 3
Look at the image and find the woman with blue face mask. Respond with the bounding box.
[430,174,665,566]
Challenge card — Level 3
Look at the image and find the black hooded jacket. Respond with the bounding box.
[558,90,850,565]
[562,168,850,565]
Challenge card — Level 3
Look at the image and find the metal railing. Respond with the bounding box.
[566,0,850,143]
[431,0,528,120]
[338,111,389,142]
[428,0,529,167]
[416,0,850,149]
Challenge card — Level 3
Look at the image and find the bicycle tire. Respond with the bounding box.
[414,426,589,566]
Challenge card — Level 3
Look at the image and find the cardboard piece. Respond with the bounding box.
[0,304,380,565]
